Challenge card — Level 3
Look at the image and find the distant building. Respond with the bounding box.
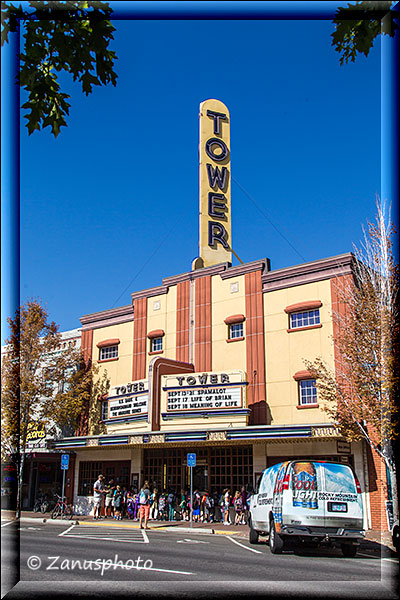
[1,328,81,509]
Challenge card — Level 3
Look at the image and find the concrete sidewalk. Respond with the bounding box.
[1,509,396,553]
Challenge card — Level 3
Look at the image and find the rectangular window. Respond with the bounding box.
[78,461,103,496]
[229,323,243,339]
[99,345,118,360]
[101,400,108,421]
[299,379,317,405]
[290,309,320,329]
[151,337,163,352]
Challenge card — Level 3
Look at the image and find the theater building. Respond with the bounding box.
[52,100,387,530]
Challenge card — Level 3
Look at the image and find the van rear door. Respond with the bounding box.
[319,462,363,530]
[283,461,325,529]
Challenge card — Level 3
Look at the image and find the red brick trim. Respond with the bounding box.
[98,357,119,363]
[226,336,245,343]
[176,280,190,363]
[149,350,163,356]
[147,329,165,339]
[132,297,147,381]
[96,338,120,348]
[293,370,315,381]
[195,275,212,372]
[284,301,322,313]
[245,270,267,425]
[224,314,245,325]
[296,403,319,409]
[287,324,322,333]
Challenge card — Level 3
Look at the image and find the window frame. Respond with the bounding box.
[229,322,244,340]
[298,378,318,407]
[99,344,119,361]
[289,309,321,330]
[150,336,163,353]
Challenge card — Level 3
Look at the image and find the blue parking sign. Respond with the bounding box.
[187,453,196,467]
[61,454,69,470]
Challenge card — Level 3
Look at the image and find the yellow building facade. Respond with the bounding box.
[55,254,370,527]
[53,100,371,527]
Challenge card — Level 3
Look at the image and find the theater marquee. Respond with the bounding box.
[161,371,247,416]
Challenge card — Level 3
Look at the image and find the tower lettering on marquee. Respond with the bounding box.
[196,99,232,268]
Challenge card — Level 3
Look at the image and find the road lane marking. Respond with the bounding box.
[226,535,263,554]
[177,538,209,544]
[59,525,149,543]
[59,524,75,536]
[101,560,192,575]
[1,521,14,528]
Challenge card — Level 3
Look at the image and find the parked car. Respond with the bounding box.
[248,460,364,557]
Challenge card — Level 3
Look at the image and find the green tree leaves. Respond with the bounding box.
[1,1,118,136]
[332,1,398,65]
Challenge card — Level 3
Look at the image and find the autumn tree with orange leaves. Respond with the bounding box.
[1,299,102,518]
[305,200,399,524]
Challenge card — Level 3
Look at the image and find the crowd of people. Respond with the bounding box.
[92,474,250,526]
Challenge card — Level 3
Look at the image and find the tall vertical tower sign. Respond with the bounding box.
[197,99,232,268]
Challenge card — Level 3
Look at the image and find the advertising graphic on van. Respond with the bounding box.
[292,461,318,510]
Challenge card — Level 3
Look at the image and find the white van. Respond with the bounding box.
[248,460,364,556]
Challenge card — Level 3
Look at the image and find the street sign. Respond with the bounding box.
[187,453,196,467]
[61,454,69,470]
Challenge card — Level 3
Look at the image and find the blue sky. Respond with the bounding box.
[1,1,397,342]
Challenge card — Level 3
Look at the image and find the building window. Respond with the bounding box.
[101,399,108,421]
[150,337,163,353]
[229,322,244,339]
[78,461,103,496]
[99,345,118,361]
[299,379,317,405]
[290,309,320,330]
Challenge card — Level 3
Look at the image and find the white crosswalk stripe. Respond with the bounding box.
[59,525,149,543]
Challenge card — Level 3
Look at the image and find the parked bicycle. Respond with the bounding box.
[51,494,74,520]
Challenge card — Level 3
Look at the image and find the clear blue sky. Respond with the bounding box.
[1,1,397,342]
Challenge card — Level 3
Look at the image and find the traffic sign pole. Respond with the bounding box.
[190,465,193,529]
[187,453,196,528]
[60,454,70,515]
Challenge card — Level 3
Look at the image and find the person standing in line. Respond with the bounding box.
[150,488,158,520]
[167,489,175,521]
[240,485,248,524]
[113,485,124,520]
[223,488,231,525]
[104,478,115,519]
[233,490,243,525]
[138,482,151,529]
[93,474,106,520]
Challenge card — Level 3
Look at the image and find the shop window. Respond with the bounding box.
[78,461,103,496]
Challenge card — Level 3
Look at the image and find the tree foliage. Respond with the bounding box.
[1,1,117,136]
[332,1,398,65]
[305,200,398,463]
[0,299,101,515]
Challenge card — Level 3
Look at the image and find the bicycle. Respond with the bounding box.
[51,494,74,520]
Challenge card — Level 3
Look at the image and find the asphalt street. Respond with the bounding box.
[1,519,398,599]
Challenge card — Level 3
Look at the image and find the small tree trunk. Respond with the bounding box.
[16,451,25,519]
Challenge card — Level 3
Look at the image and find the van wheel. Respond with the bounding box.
[248,518,259,544]
[341,544,357,558]
[269,520,284,554]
